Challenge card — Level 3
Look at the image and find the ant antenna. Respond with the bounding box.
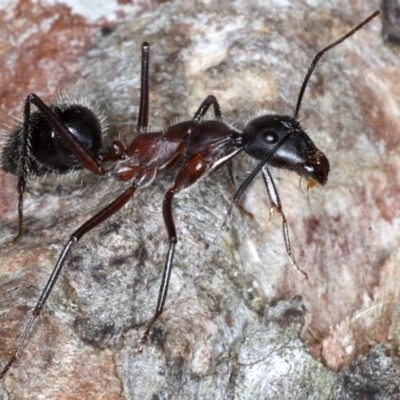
[294,10,380,119]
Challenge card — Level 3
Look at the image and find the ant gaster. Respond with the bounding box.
[0,11,379,377]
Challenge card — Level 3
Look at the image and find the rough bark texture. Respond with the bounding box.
[0,1,400,399]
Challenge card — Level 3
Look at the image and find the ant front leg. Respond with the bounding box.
[194,95,250,216]
[138,154,211,351]
[261,166,308,280]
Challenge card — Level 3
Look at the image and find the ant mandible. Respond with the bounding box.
[0,11,379,378]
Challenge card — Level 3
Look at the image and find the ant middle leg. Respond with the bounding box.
[138,154,210,351]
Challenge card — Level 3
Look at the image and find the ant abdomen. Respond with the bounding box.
[242,115,329,185]
[1,103,104,176]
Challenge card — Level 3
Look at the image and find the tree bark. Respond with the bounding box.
[0,0,399,399]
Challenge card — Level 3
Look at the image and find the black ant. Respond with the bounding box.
[0,11,379,378]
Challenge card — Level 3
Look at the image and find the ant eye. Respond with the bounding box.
[262,130,279,144]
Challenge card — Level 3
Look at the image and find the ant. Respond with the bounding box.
[0,11,379,378]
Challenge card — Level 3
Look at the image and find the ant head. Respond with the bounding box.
[242,115,329,185]
[241,10,380,187]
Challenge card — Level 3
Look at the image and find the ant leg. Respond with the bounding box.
[0,185,136,379]
[194,96,251,217]
[227,161,254,219]
[137,42,150,132]
[261,166,308,280]
[14,93,106,238]
[99,140,127,162]
[192,95,222,122]
[15,178,26,241]
[138,154,210,351]
[100,42,150,162]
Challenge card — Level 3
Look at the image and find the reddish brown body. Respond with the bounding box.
[105,120,242,197]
